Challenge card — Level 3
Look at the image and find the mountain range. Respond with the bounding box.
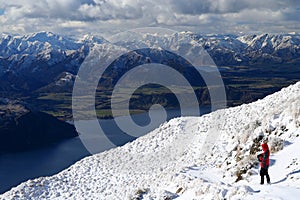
[0,31,299,95]
[0,32,299,197]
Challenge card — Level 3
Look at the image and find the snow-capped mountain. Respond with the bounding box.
[77,34,106,45]
[0,32,103,92]
[192,33,300,65]
[1,32,299,66]
[1,31,299,94]
[112,31,300,66]
[0,32,75,57]
[236,33,300,64]
[1,81,299,199]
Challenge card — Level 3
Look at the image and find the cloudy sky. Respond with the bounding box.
[0,0,299,36]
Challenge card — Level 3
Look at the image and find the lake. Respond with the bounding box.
[0,107,210,194]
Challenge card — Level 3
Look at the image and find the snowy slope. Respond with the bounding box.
[1,82,300,199]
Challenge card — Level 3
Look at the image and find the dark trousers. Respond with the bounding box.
[260,167,270,184]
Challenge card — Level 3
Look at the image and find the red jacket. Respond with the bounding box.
[259,143,270,168]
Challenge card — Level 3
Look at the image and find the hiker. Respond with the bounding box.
[258,142,271,184]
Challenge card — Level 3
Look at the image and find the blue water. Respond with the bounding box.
[0,107,210,194]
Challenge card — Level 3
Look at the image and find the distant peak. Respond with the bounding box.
[29,31,55,37]
[78,34,105,44]
[178,31,194,35]
[0,33,11,40]
[23,31,64,42]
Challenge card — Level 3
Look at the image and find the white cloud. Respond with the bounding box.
[78,1,143,21]
[170,0,299,15]
[0,0,299,35]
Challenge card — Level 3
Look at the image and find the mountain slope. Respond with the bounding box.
[0,32,102,93]
[1,81,299,199]
[0,99,78,153]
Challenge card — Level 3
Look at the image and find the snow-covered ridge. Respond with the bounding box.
[0,31,299,85]
[1,31,300,62]
[0,32,77,57]
[1,81,299,199]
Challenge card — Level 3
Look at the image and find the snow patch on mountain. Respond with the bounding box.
[55,72,76,86]
[77,34,106,45]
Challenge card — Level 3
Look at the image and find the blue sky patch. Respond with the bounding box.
[0,9,4,15]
